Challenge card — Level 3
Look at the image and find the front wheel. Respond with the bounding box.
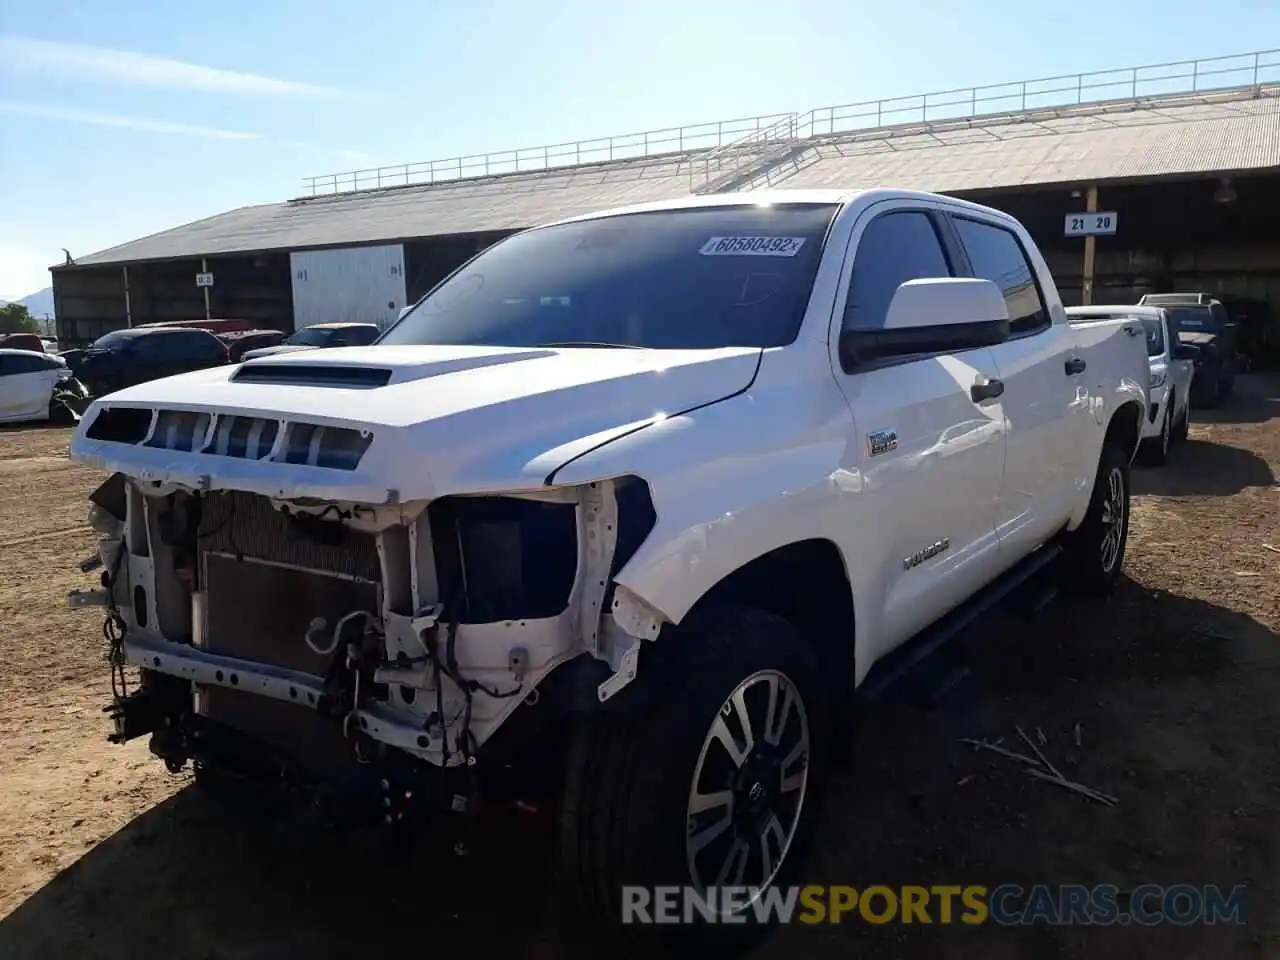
[556,607,828,957]
[1060,441,1131,596]
[1138,405,1171,466]
[1172,395,1190,442]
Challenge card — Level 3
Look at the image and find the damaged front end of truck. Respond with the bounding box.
[67,393,667,839]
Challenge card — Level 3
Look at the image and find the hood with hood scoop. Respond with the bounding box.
[68,343,762,503]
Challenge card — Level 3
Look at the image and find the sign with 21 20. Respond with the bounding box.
[1064,212,1118,237]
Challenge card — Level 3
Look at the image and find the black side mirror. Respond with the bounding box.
[1173,344,1199,361]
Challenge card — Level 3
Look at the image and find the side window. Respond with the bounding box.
[132,336,164,359]
[844,211,953,331]
[8,353,49,375]
[0,355,15,376]
[195,333,225,359]
[952,217,1049,336]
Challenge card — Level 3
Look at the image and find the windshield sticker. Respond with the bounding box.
[698,236,807,257]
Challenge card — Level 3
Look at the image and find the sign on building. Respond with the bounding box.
[1064,212,1118,237]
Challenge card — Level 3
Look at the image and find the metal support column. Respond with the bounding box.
[1082,185,1099,305]
[201,258,212,320]
[122,265,132,328]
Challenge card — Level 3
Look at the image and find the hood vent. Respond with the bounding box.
[84,406,373,471]
[233,363,393,388]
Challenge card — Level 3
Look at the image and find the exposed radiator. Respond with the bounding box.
[194,490,382,767]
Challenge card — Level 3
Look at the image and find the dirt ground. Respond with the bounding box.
[0,377,1277,959]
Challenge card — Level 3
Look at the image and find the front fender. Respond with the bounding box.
[549,360,855,624]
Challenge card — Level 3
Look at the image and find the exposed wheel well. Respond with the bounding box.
[683,539,856,710]
[1106,400,1143,462]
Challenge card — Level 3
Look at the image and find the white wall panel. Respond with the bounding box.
[290,244,406,331]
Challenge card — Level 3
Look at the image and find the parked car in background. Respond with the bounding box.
[41,338,59,353]
[73,327,229,397]
[219,328,287,363]
[1069,305,1195,464]
[239,322,381,361]
[135,318,260,336]
[0,332,47,353]
[0,348,86,423]
[1210,293,1278,370]
[1137,293,1236,405]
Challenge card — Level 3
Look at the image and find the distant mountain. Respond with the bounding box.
[19,287,54,318]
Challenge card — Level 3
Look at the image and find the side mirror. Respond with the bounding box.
[840,277,1011,370]
[1172,343,1200,361]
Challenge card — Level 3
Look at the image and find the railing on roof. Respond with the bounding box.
[299,113,794,197]
[797,48,1280,138]
[298,48,1280,200]
[688,113,800,194]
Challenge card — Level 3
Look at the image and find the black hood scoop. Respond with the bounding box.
[232,363,392,388]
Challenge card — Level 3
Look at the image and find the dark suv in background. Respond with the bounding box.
[1138,293,1237,406]
[70,327,230,397]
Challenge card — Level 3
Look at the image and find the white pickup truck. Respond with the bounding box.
[1068,304,1196,465]
[67,189,1147,953]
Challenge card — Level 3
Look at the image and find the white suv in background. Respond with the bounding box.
[1068,305,1195,465]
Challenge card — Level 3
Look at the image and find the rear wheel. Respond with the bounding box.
[1172,394,1190,441]
[1139,405,1171,466]
[556,607,827,958]
[1060,441,1131,596]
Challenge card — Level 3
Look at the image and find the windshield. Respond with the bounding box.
[90,330,136,352]
[286,327,337,346]
[380,204,838,350]
[1166,306,1219,334]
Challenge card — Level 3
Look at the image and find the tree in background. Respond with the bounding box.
[0,303,39,335]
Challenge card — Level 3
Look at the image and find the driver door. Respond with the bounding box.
[830,203,1007,663]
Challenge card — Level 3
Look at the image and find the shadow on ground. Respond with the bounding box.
[2,575,1276,960]
[1190,372,1280,427]
[1133,373,1278,497]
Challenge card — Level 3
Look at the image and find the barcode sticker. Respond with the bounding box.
[698,236,807,257]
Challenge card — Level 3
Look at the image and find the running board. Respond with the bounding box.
[856,543,1063,701]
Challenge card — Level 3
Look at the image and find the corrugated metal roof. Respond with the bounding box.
[66,86,1280,270]
[767,90,1280,193]
[67,155,701,268]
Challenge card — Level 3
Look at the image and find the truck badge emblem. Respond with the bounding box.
[903,538,951,570]
[867,429,898,457]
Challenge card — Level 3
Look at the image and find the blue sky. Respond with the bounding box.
[1,0,1278,298]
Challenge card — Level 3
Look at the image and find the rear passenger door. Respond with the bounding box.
[945,212,1080,559]
[830,203,1007,662]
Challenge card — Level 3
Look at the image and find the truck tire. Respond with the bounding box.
[1138,404,1171,466]
[1060,441,1130,596]
[1172,395,1190,442]
[556,606,828,957]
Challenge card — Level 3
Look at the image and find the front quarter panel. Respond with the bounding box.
[549,342,856,626]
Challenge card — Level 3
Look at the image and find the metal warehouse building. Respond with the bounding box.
[52,50,1280,346]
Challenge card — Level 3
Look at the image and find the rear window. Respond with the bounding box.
[1166,306,1219,333]
[381,204,838,350]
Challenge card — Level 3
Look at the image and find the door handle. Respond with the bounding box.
[1064,356,1087,375]
[970,376,1004,402]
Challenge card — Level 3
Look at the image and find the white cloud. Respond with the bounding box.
[0,36,362,100]
[0,100,261,139]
